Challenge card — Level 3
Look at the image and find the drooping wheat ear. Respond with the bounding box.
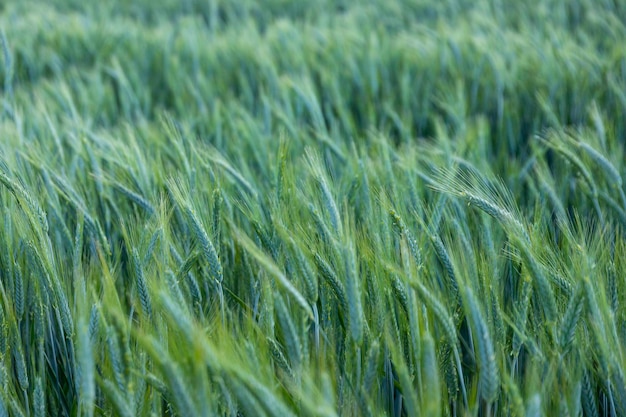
[13,345,29,391]
[50,172,110,254]
[88,304,100,342]
[575,138,626,209]
[106,328,126,391]
[517,244,557,324]
[581,369,599,417]
[13,266,23,320]
[167,178,223,283]
[464,287,500,403]
[344,245,363,345]
[291,241,318,304]
[533,161,568,222]
[388,272,409,315]
[512,275,532,355]
[170,244,203,307]
[233,224,313,319]
[542,133,604,222]
[34,377,45,417]
[132,247,152,320]
[266,336,293,376]
[143,228,161,265]
[186,205,223,283]
[429,233,459,296]
[314,254,348,326]
[431,167,530,243]
[389,209,422,268]
[274,292,302,369]
[611,366,626,417]
[580,140,621,183]
[0,168,48,245]
[439,340,459,402]
[582,275,608,344]
[306,149,342,235]
[558,281,584,351]
[212,188,222,243]
[409,278,458,351]
[112,181,155,214]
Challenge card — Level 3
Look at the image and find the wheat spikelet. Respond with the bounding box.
[575,140,622,186]
[33,376,45,417]
[314,254,348,327]
[429,233,459,296]
[575,138,626,210]
[0,168,48,236]
[517,244,557,324]
[212,188,222,242]
[186,205,223,283]
[13,266,23,320]
[306,150,342,235]
[389,273,409,315]
[542,132,604,222]
[410,278,458,351]
[106,328,126,391]
[512,276,532,355]
[292,242,318,304]
[143,228,161,265]
[389,209,422,268]
[558,282,584,351]
[232,226,313,319]
[170,245,203,307]
[581,369,599,417]
[112,182,155,214]
[274,293,302,369]
[88,304,100,342]
[465,287,499,403]
[432,167,530,243]
[132,247,152,320]
[344,245,363,345]
[266,337,293,377]
[13,345,29,391]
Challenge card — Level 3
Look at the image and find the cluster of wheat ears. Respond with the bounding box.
[0,0,626,416]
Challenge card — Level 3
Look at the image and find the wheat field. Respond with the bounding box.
[1,1,626,416]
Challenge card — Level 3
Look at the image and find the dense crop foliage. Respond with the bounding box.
[1,0,626,415]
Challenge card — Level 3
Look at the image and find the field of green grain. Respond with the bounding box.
[1,1,626,416]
